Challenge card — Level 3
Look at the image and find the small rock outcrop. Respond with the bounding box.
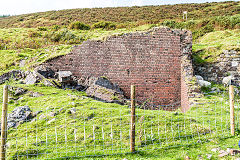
[194,49,240,84]
[23,66,56,85]
[34,66,55,79]
[197,80,211,87]
[0,70,25,85]
[9,86,27,96]
[222,76,234,86]
[23,66,61,88]
[24,71,41,85]
[43,79,56,87]
[68,107,76,115]
[0,106,34,131]
[28,91,44,97]
[8,85,44,98]
[195,75,203,81]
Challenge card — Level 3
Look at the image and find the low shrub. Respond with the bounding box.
[229,15,240,29]
[161,20,186,29]
[28,30,41,38]
[91,21,116,30]
[185,20,197,30]
[213,16,231,29]
[192,24,214,40]
[37,27,48,31]
[210,15,240,30]
[46,29,87,44]
[161,20,177,29]
[68,21,90,30]
[52,25,60,31]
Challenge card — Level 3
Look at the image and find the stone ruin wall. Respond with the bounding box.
[194,50,240,85]
[44,27,194,111]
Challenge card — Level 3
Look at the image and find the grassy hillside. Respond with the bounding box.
[0,1,239,29]
[0,26,240,159]
[193,29,240,63]
[0,1,240,159]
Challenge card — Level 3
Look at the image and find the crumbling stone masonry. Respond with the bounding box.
[194,50,240,84]
[44,27,195,112]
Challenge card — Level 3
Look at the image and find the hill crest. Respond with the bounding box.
[0,1,239,28]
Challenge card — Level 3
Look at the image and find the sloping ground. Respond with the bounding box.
[0,1,239,28]
[0,45,72,74]
[193,29,240,64]
[1,81,239,159]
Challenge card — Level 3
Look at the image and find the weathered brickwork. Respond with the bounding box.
[44,27,193,111]
[180,31,196,112]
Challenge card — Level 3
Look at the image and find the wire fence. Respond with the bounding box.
[0,84,239,159]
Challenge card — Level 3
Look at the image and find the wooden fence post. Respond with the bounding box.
[229,85,235,136]
[0,85,8,160]
[130,85,136,153]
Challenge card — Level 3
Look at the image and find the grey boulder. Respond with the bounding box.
[195,75,203,81]
[0,106,34,131]
[34,66,55,78]
[85,77,125,104]
[24,71,39,85]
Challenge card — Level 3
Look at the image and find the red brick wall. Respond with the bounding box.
[44,28,192,110]
[181,68,190,112]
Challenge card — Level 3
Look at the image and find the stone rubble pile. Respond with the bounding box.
[0,70,25,85]
[194,49,240,86]
[82,77,125,104]
[0,65,125,104]
[0,106,41,133]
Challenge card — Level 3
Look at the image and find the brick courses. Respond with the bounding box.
[44,27,193,111]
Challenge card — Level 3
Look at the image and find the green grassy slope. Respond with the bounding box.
[2,81,240,159]
[193,29,240,64]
